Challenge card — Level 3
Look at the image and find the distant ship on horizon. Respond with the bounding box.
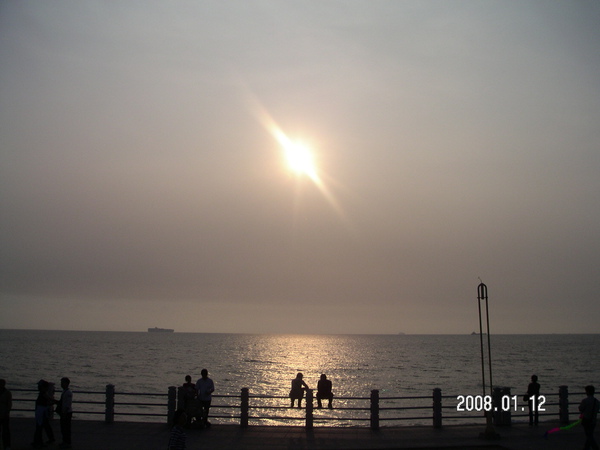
[148,327,174,333]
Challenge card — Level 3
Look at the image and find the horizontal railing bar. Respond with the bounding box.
[114,402,166,407]
[248,395,369,401]
[380,406,431,411]
[381,396,432,400]
[316,407,369,411]
[114,392,168,397]
[249,416,305,421]
[71,401,105,405]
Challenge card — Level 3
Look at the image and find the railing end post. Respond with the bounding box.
[167,386,177,425]
[370,389,380,431]
[105,384,115,424]
[433,388,442,428]
[241,387,249,428]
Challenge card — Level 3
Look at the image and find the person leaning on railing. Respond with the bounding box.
[290,373,309,408]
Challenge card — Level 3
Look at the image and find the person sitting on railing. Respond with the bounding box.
[290,373,309,408]
[317,374,334,409]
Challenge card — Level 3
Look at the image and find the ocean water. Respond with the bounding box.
[1,330,598,425]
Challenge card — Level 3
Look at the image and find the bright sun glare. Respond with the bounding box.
[273,129,319,182]
[284,141,316,178]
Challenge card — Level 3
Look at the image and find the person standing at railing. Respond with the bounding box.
[181,375,196,428]
[579,385,599,450]
[32,380,55,448]
[0,379,12,450]
[57,377,73,449]
[526,374,540,426]
[290,373,309,408]
[195,369,214,428]
[317,374,334,409]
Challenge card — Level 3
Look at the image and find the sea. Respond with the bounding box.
[1,330,598,425]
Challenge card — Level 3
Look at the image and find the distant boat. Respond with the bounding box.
[148,327,174,333]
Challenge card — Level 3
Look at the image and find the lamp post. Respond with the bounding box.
[477,281,499,440]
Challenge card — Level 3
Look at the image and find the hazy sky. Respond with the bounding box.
[1,1,599,334]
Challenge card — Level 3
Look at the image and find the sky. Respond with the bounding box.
[1,1,599,334]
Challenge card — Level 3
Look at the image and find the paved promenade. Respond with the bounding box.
[7,417,588,449]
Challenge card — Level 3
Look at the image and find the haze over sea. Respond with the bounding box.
[1,330,598,424]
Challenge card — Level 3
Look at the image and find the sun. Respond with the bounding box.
[283,141,317,179]
[273,129,319,182]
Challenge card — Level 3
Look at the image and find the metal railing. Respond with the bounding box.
[11,384,583,429]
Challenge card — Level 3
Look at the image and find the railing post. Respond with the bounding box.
[504,387,512,426]
[433,388,442,428]
[105,384,115,424]
[168,386,177,425]
[559,385,569,424]
[493,387,511,426]
[305,389,314,429]
[492,387,504,425]
[370,389,379,431]
[241,388,249,428]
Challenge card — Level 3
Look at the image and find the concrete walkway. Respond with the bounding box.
[6,417,588,449]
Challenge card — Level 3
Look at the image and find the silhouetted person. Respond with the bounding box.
[526,374,540,425]
[317,374,333,409]
[579,385,599,450]
[58,377,73,449]
[290,373,309,408]
[32,380,55,448]
[0,379,12,450]
[168,409,187,450]
[195,369,214,427]
[180,375,196,427]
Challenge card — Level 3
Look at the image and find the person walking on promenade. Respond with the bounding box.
[290,373,309,408]
[526,374,540,426]
[0,379,12,450]
[168,409,187,450]
[32,380,55,448]
[579,385,600,450]
[57,377,73,449]
[195,369,214,428]
[317,374,333,409]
